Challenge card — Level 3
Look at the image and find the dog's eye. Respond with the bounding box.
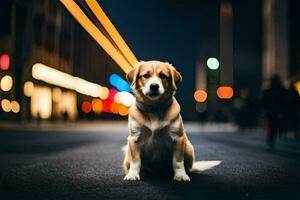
[159,73,167,79]
[142,74,150,79]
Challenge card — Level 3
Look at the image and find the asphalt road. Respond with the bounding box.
[0,125,300,200]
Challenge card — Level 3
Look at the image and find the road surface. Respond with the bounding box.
[0,123,299,199]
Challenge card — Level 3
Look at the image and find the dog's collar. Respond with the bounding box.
[135,98,173,113]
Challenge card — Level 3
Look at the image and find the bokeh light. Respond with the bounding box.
[107,89,118,100]
[0,75,13,91]
[118,104,129,116]
[92,98,103,114]
[294,81,300,96]
[99,87,109,100]
[217,86,234,99]
[52,87,62,102]
[110,102,119,114]
[1,99,11,112]
[38,87,52,119]
[0,54,10,70]
[114,91,135,107]
[194,90,207,102]
[24,81,34,97]
[11,101,20,113]
[82,101,92,113]
[102,100,111,113]
[32,63,109,99]
[207,57,219,70]
[109,73,131,92]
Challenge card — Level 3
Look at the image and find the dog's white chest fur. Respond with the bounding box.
[145,114,169,132]
[129,115,181,141]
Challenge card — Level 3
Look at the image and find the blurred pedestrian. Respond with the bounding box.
[262,75,288,147]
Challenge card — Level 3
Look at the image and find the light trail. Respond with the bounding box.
[60,0,133,74]
[86,0,138,67]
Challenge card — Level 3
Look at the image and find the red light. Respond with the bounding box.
[0,54,10,70]
[82,101,92,113]
[102,99,112,113]
[217,86,234,99]
[107,89,118,100]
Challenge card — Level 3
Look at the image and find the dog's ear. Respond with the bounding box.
[170,66,182,90]
[126,62,141,87]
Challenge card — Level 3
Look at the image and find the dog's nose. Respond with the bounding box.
[150,83,159,91]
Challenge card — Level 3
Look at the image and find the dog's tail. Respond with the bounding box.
[190,161,222,173]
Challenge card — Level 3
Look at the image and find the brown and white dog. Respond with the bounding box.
[123,60,195,181]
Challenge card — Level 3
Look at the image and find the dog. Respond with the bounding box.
[123,60,195,181]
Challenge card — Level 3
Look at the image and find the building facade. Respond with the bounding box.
[0,0,126,121]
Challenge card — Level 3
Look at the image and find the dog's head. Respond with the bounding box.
[127,60,182,104]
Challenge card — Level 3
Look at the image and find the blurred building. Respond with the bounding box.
[0,0,126,121]
[194,0,300,122]
[0,0,299,122]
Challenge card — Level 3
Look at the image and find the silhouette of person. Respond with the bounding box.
[262,75,288,147]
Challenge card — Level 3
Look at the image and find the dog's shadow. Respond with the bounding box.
[138,161,223,198]
[141,172,223,199]
[140,171,211,182]
[140,160,222,180]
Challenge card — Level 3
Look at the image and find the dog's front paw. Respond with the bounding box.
[124,172,140,181]
[174,173,190,181]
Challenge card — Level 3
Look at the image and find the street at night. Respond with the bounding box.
[1,0,300,199]
[0,123,299,200]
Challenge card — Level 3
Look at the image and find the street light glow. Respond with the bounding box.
[24,81,35,97]
[294,81,300,96]
[194,90,207,102]
[11,101,20,113]
[1,99,11,112]
[82,101,92,113]
[110,102,119,114]
[52,87,62,102]
[207,57,219,70]
[92,98,103,114]
[217,86,234,99]
[0,54,10,70]
[32,63,109,99]
[114,91,135,107]
[118,104,129,116]
[0,75,13,91]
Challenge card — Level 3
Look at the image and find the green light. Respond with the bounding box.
[207,57,219,70]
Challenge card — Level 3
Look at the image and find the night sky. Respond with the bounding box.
[87,0,262,119]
